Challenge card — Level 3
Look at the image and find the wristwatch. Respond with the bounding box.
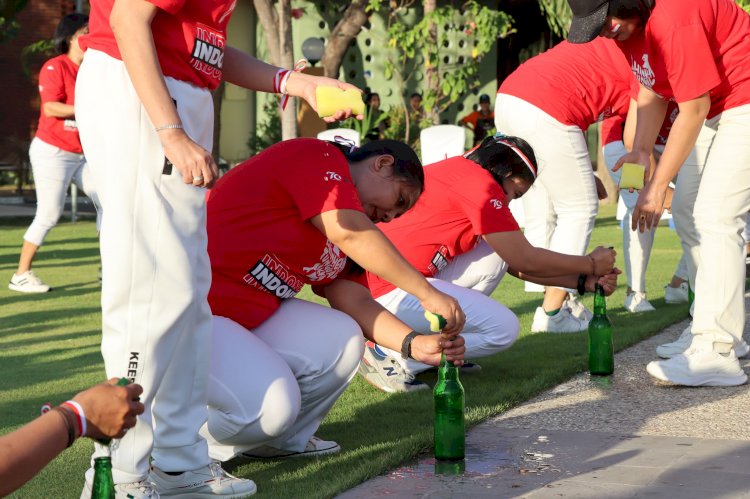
[400,331,423,360]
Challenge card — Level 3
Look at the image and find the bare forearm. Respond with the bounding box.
[631,87,668,156]
[512,269,579,288]
[222,46,279,92]
[484,232,593,277]
[43,101,75,118]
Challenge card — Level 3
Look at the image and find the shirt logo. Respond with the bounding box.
[191,24,225,80]
[490,199,503,210]
[243,254,303,299]
[631,53,655,88]
[324,171,342,182]
[427,245,450,276]
[303,240,347,281]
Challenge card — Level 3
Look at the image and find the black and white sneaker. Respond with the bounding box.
[9,270,51,293]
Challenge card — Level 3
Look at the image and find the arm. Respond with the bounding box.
[42,102,75,119]
[510,268,621,296]
[482,230,615,277]
[110,0,217,187]
[310,209,465,335]
[0,380,143,496]
[323,279,465,366]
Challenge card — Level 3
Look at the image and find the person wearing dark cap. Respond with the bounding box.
[566,0,750,386]
[458,94,495,146]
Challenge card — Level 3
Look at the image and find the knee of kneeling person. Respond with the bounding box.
[485,313,521,350]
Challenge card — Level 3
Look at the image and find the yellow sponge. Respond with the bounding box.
[619,162,645,190]
[315,87,365,118]
[424,311,447,332]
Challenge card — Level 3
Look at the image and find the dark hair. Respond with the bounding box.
[410,93,422,100]
[329,139,424,193]
[54,12,89,55]
[465,134,538,186]
[365,92,380,105]
[608,0,654,25]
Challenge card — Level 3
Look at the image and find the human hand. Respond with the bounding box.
[663,186,674,213]
[286,72,364,122]
[594,175,608,201]
[73,378,144,440]
[411,333,465,367]
[419,289,465,336]
[631,181,667,232]
[612,150,651,193]
[159,129,219,188]
[587,246,616,276]
[585,268,621,296]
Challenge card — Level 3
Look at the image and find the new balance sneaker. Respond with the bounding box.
[81,469,159,498]
[624,292,656,313]
[531,306,587,333]
[647,343,748,387]
[8,270,50,293]
[358,341,429,393]
[657,325,750,359]
[565,294,593,321]
[149,462,256,498]
[240,436,340,460]
[664,282,689,304]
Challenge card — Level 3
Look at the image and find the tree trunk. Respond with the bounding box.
[422,0,439,125]
[253,0,280,65]
[320,0,369,79]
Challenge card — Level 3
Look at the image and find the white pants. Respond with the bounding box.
[495,95,599,294]
[201,301,364,462]
[76,49,214,481]
[681,105,750,346]
[376,241,519,375]
[24,137,99,245]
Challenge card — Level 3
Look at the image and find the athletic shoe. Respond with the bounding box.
[664,282,689,304]
[149,462,256,498]
[646,347,747,387]
[8,270,50,293]
[81,469,159,498]
[358,341,429,393]
[240,436,340,460]
[565,294,593,321]
[624,292,655,313]
[531,306,587,334]
[657,325,750,359]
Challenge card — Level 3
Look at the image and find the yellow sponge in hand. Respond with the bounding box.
[315,87,365,118]
[424,311,447,332]
[619,162,645,190]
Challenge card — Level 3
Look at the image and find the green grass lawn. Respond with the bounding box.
[0,204,690,498]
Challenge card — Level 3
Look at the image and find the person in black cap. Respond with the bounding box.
[565,0,750,387]
[458,94,495,146]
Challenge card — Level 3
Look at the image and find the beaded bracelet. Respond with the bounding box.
[155,124,183,132]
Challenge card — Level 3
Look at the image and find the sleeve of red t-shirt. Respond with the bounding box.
[147,0,186,14]
[281,142,363,221]
[450,164,519,235]
[38,59,65,104]
[459,112,478,127]
[663,24,721,103]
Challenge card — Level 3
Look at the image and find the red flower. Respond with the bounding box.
[291,8,304,19]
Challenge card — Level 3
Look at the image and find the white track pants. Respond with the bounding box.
[376,240,519,375]
[76,49,213,481]
[201,301,364,462]
[24,137,99,245]
[685,105,750,346]
[495,95,599,294]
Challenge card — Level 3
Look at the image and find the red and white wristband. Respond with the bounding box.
[61,400,87,439]
[272,59,308,110]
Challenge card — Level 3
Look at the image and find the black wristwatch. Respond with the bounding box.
[401,331,423,360]
[577,273,587,296]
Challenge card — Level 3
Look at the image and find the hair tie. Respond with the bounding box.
[496,139,538,179]
[333,136,358,154]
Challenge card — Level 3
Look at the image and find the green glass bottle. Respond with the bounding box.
[91,456,115,499]
[588,284,614,375]
[434,352,465,460]
[688,282,695,308]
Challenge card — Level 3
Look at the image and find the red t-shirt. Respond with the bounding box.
[34,55,82,153]
[80,0,235,90]
[617,0,750,119]
[499,37,636,131]
[207,139,364,330]
[600,100,679,147]
[366,156,519,298]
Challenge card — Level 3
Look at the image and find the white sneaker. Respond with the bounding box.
[647,342,748,386]
[8,270,51,293]
[240,436,340,459]
[531,306,588,333]
[565,294,593,321]
[657,325,750,359]
[149,462,256,498]
[81,468,159,498]
[624,292,655,313]
[358,341,429,393]
[664,282,689,304]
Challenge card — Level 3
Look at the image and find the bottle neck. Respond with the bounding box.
[438,353,459,381]
[593,284,607,316]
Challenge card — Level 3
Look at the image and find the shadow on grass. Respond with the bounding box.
[0,286,100,308]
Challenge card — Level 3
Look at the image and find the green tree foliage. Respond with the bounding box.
[0,0,27,43]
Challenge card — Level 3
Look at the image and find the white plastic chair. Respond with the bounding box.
[420,125,466,165]
[317,128,361,147]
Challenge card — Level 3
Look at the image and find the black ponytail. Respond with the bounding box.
[53,12,88,55]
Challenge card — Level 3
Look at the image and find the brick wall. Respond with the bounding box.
[0,0,80,158]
